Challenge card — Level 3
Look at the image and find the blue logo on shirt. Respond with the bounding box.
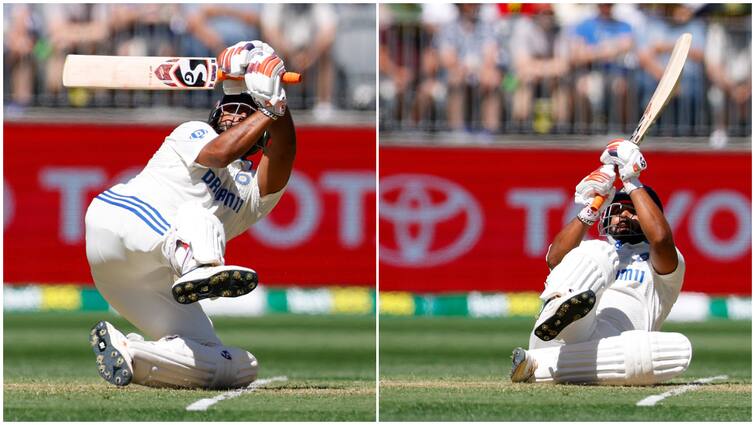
[191,129,208,140]
[616,268,646,283]
[201,169,245,213]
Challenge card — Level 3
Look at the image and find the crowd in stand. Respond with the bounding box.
[4,3,375,119]
[380,3,751,145]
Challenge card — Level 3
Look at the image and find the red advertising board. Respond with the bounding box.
[4,123,376,287]
[380,146,751,295]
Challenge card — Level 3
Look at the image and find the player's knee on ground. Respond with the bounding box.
[162,202,227,276]
[129,336,258,389]
[541,239,619,301]
[529,330,691,385]
[621,330,691,385]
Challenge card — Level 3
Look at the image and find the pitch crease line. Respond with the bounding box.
[186,376,288,411]
[636,375,728,406]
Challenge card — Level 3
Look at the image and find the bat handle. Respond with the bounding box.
[282,72,302,84]
[590,195,605,212]
[217,70,302,84]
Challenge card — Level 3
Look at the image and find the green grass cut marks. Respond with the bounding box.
[5,312,376,421]
[379,316,751,421]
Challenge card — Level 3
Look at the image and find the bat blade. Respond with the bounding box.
[629,32,692,146]
[63,55,302,90]
[589,33,691,212]
[63,55,219,90]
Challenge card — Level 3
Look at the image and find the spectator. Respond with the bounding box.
[379,4,414,125]
[261,4,337,119]
[332,4,376,110]
[509,3,570,131]
[4,4,39,107]
[637,4,706,135]
[109,4,180,57]
[182,4,261,57]
[705,18,751,147]
[409,3,456,130]
[570,4,634,131]
[41,4,111,103]
[436,3,502,133]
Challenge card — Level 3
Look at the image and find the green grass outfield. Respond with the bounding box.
[380,316,751,421]
[5,312,375,421]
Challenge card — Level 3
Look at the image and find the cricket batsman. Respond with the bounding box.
[511,140,691,385]
[85,41,295,389]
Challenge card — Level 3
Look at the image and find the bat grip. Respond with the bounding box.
[217,70,302,84]
[590,195,605,212]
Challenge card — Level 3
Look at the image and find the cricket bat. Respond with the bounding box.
[591,32,691,211]
[62,55,301,90]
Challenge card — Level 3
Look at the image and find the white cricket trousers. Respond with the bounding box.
[84,193,222,345]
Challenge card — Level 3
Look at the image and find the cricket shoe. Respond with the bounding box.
[89,321,133,387]
[510,347,536,383]
[171,265,258,305]
[533,290,596,342]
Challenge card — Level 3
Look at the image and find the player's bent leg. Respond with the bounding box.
[162,202,258,304]
[128,336,259,389]
[90,325,259,389]
[533,240,619,343]
[516,330,692,385]
[89,321,134,387]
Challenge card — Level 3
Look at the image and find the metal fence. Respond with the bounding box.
[379,14,751,140]
[3,4,376,112]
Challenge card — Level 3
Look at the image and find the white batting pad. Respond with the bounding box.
[529,330,692,385]
[540,239,619,301]
[162,202,226,276]
[128,336,258,389]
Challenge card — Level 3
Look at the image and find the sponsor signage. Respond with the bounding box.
[380,146,751,295]
[4,123,376,287]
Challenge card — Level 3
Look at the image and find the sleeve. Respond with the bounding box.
[246,177,287,225]
[705,23,725,67]
[314,4,337,30]
[652,248,686,302]
[164,121,219,168]
[509,19,533,62]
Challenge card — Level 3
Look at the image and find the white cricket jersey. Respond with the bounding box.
[597,241,686,332]
[102,121,285,241]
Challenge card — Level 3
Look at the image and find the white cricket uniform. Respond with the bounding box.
[522,239,690,385]
[530,239,686,348]
[85,121,284,344]
[596,241,686,334]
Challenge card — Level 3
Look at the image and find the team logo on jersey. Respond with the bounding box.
[616,268,646,283]
[235,172,251,186]
[201,169,245,213]
[191,129,208,140]
[380,174,483,267]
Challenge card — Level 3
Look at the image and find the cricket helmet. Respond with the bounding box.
[208,93,270,157]
[598,186,663,244]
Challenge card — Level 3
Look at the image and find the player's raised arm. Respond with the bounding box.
[196,41,289,169]
[546,165,616,269]
[600,140,678,274]
[257,107,295,197]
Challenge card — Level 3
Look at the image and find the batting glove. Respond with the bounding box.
[600,139,646,193]
[575,165,616,226]
[217,40,275,77]
[245,53,287,119]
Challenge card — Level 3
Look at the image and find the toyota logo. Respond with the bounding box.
[380,174,483,267]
